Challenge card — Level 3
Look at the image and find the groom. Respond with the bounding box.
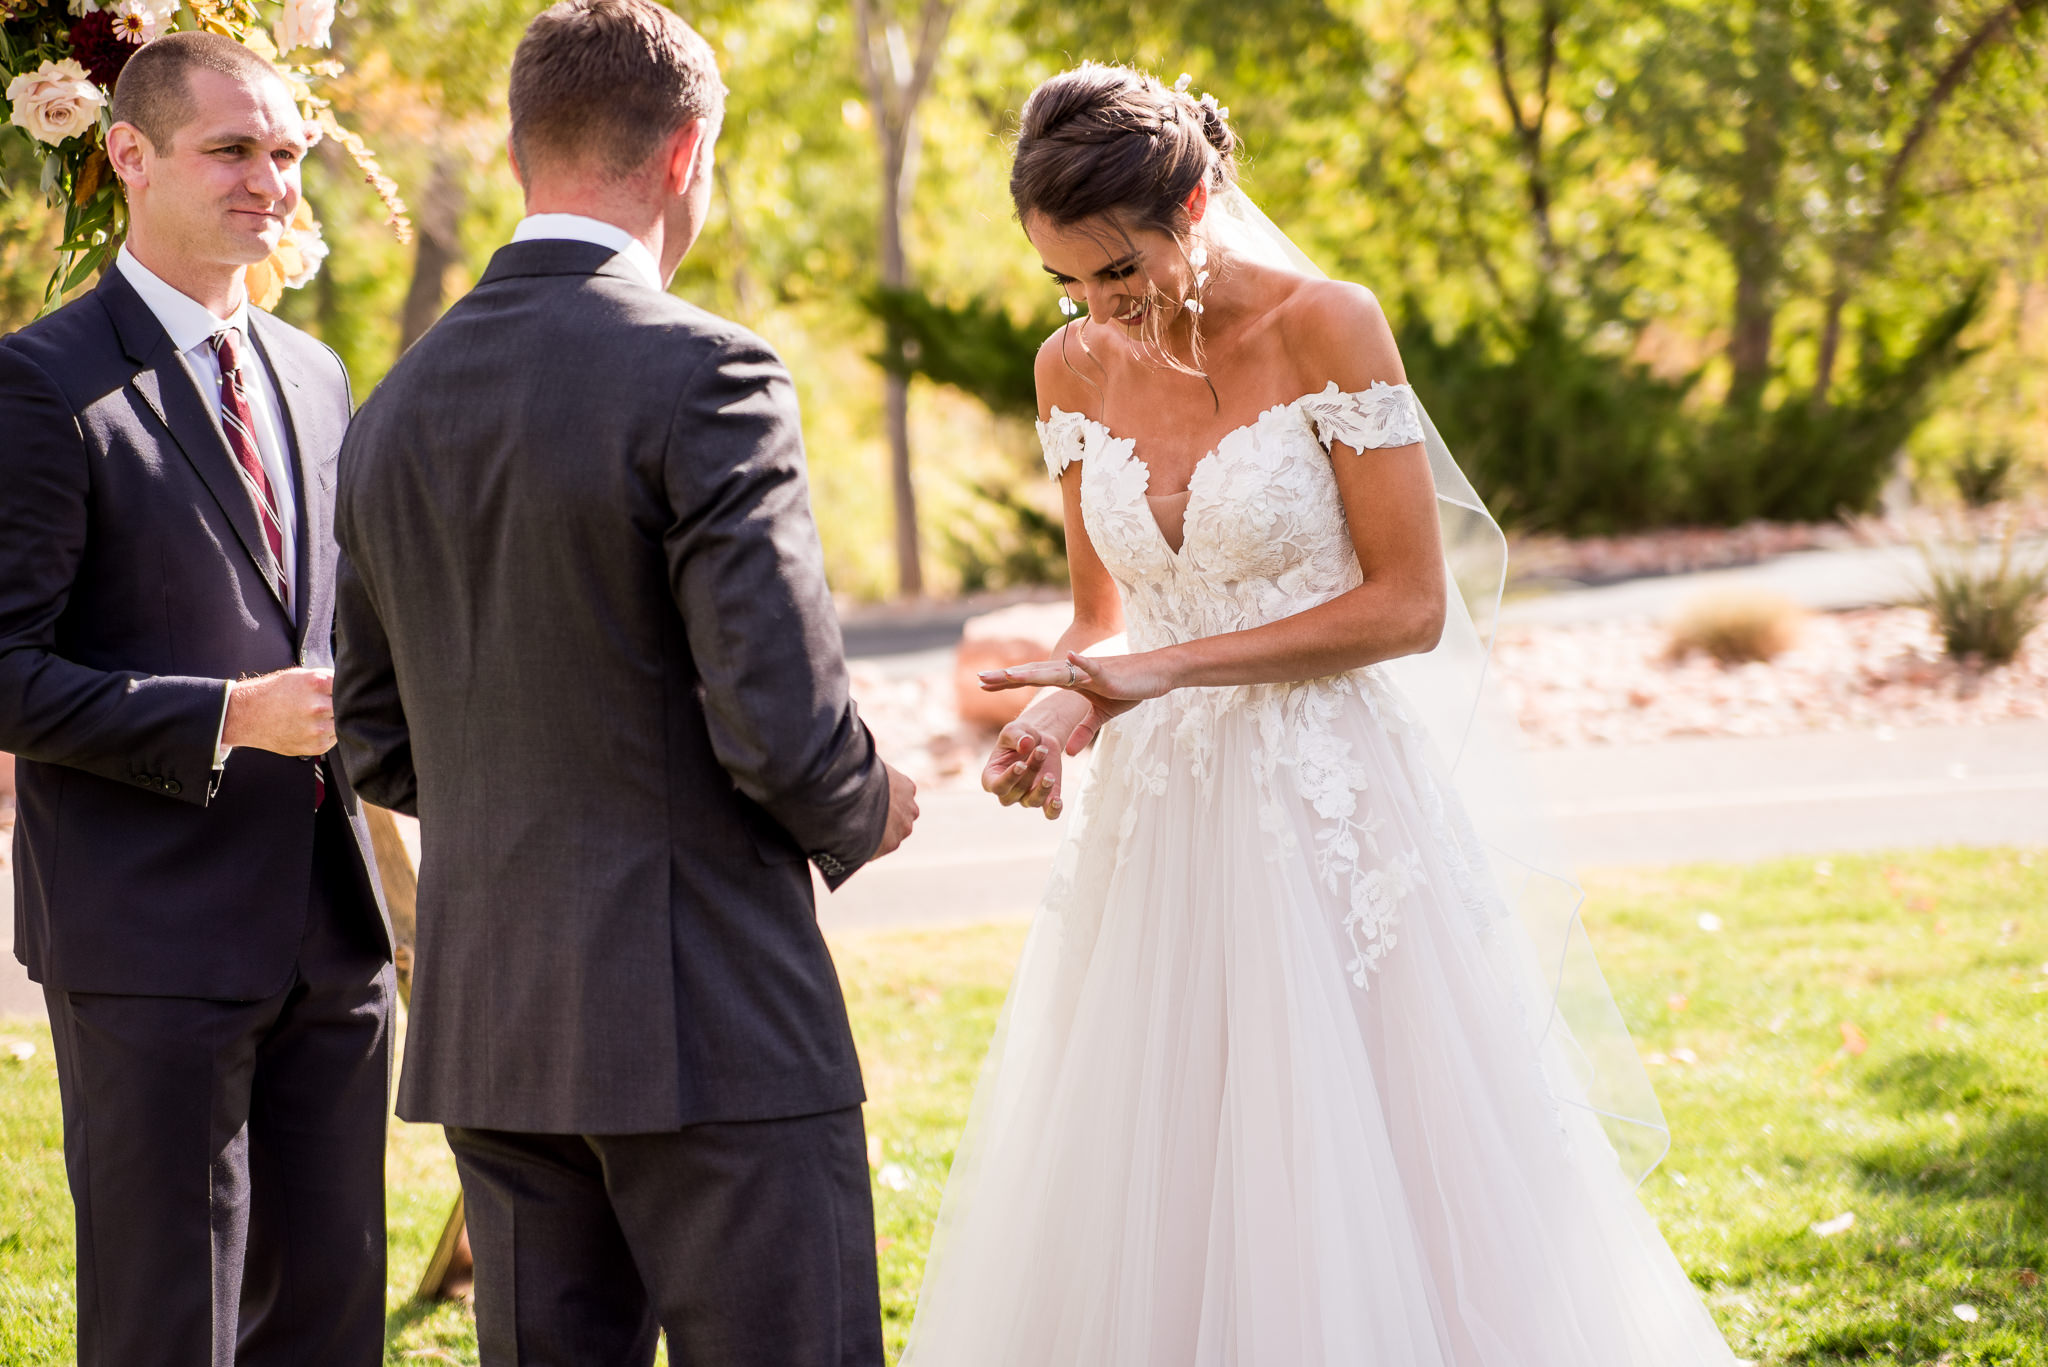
[332,0,915,1361]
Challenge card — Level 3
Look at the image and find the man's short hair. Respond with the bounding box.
[110,31,287,152]
[509,0,725,181]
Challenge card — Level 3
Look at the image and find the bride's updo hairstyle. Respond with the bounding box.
[1011,63,1240,384]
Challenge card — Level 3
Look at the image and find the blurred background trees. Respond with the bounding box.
[4,0,2042,596]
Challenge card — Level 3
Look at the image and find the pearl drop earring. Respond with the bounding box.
[1059,295,1080,318]
[1184,244,1211,314]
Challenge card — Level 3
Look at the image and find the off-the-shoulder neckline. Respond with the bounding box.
[1040,377,1425,493]
[1039,378,1411,441]
[1038,379,1415,486]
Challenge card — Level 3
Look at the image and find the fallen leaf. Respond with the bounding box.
[1840,1022,1869,1056]
[1952,1304,1980,1323]
[2017,1269,2040,1289]
[1810,1212,1856,1236]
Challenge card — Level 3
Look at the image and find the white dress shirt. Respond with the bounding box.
[511,213,666,292]
[116,247,300,766]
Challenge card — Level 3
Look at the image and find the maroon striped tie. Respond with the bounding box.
[213,329,323,808]
[212,328,289,609]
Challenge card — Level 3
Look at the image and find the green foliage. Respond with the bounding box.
[867,285,1060,417]
[1952,445,2022,507]
[1693,284,1987,524]
[1397,299,1697,535]
[1916,522,2048,665]
[2,0,2046,592]
[939,478,1066,592]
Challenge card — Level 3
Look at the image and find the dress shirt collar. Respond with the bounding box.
[512,213,666,293]
[115,245,250,354]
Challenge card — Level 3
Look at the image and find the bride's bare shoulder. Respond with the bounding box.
[1273,277,1407,389]
[1034,321,1106,422]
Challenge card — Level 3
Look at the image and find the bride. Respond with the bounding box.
[900,63,1740,1366]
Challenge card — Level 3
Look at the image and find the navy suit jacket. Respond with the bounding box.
[0,268,390,999]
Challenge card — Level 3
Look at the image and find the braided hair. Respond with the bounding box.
[1011,63,1237,232]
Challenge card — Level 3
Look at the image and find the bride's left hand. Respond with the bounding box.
[978,650,1175,753]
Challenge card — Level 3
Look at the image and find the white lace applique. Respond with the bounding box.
[1053,387,1448,988]
[1036,408,1093,481]
[1301,380,1425,453]
[1347,848,1424,985]
[1414,762,1497,934]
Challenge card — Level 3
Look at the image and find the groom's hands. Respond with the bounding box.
[871,761,920,860]
[222,667,336,757]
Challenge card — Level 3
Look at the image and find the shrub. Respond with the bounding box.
[1917,521,2048,666]
[1396,300,1696,536]
[1666,589,1804,664]
[1952,446,2021,508]
[1689,285,1985,525]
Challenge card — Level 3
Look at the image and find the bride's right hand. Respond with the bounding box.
[982,719,1066,819]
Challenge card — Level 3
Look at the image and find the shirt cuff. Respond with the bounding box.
[214,680,233,769]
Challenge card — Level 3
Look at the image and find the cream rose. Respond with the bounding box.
[6,59,106,148]
[273,0,335,52]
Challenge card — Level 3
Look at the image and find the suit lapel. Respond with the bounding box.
[101,272,292,624]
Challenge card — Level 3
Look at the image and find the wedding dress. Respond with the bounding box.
[899,380,1740,1366]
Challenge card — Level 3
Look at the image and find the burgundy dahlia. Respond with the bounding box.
[68,11,135,90]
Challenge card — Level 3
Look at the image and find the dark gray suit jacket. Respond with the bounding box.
[0,269,389,999]
[334,240,890,1134]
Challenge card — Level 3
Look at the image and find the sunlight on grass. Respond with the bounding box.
[2,847,2042,1365]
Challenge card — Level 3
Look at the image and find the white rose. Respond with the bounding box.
[273,0,336,51]
[6,59,106,148]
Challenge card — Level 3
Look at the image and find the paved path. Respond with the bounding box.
[6,719,2041,1019]
[1497,543,1935,627]
[813,719,2048,933]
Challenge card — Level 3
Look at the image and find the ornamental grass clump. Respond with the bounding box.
[1665,589,1804,665]
[1951,445,2021,509]
[1917,521,2048,666]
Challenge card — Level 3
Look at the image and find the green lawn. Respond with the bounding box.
[2,847,2044,1364]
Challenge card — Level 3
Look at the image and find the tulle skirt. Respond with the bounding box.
[901,668,1738,1366]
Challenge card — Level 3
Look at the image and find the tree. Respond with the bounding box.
[852,0,957,597]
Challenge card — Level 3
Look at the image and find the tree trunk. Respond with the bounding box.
[876,89,922,596]
[854,0,954,599]
[1485,0,1561,279]
[1811,0,2041,404]
[398,150,464,356]
[1725,106,1783,410]
[1812,281,1849,405]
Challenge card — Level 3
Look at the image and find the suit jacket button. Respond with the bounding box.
[164,779,181,795]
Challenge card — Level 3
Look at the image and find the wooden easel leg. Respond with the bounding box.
[360,804,473,1303]
[418,1190,474,1302]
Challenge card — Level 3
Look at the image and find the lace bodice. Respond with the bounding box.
[1036,382,1424,652]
